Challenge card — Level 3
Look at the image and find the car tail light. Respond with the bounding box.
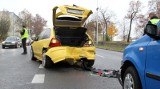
[83,40,94,47]
[49,38,61,47]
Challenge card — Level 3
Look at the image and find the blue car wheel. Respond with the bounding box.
[123,66,142,89]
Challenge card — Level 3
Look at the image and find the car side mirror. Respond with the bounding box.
[145,24,160,39]
[18,39,21,42]
[146,24,157,36]
[31,36,38,41]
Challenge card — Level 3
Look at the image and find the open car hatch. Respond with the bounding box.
[53,5,92,27]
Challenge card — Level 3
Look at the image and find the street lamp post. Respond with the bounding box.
[96,0,99,45]
[12,19,14,36]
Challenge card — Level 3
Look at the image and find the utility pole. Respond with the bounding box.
[12,18,14,36]
[96,0,99,45]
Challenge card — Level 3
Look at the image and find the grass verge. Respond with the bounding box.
[97,45,125,52]
[96,42,130,52]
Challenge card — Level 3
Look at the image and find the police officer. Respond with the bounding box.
[20,25,29,55]
[144,12,160,34]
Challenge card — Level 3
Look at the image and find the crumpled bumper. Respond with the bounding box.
[45,46,95,63]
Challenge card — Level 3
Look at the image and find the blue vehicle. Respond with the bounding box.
[121,24,160,89]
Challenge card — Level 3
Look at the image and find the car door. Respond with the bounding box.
[145,39,160,89]
[32,29,51,60]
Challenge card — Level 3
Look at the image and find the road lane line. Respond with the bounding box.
[39,64,44,68]
[31,74,45,83]
[96,54,104,58]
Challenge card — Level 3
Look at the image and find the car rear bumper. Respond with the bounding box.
[45,46,96,63]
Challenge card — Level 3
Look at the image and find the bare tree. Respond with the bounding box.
[0,10,11,40]
[148,0,160,18]
[19,9,33,29]
[32,14,47,36]
[135,14,148,37]
[118,18,129,41]
[86,20,96,40]
[98,7,113,41]
[86,14,102,42]
[135,0,160,38]
[125,0,142,42]
[19,9,47,36]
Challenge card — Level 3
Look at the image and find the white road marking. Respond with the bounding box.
[96,54,104,58]
[31,74,45,83]
[39,64,44,68]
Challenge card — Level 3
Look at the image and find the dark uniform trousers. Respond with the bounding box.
[22,38,27,53]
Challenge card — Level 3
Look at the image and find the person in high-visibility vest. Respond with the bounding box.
[144,12,160,35]
[20,25,29,55]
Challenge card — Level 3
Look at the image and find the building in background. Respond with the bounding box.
[0,11,22,37]
[9,12,22,37]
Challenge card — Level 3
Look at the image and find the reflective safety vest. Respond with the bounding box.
[21,28,29,39]
[150,19,160,25]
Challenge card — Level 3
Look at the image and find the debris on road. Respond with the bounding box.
[91,68,119,78]
[90,68,122,85]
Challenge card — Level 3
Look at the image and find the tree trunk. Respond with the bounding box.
[127,18,133,42]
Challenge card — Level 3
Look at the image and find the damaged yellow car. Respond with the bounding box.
[30,5,95,70]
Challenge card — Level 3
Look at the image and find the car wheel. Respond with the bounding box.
[123,66,142,89]
[30,47,36,61]
[20,44,22,47]
[16,44,19,48]
[14,44,17,48]
[2,45,5,49]
[82,59,94,70]
[42,50,53,68]
[18,44,20,48]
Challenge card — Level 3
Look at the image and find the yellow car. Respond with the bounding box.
[30,5,95,70]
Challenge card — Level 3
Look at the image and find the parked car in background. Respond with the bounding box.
[121,24,160,89]
[26,37,32,46]
[2,36,21,49]
[30,5,95,70]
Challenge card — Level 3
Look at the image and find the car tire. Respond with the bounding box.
[20,44,22,47]
[30,47,37,61]
[123,66,142,89]
[42,50,53,68]
[15,44,18,48]
[17,44,20,48]
[82,59,94,71]
[2,45,5,49]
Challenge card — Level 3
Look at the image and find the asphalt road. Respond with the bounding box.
[0,46,123,89]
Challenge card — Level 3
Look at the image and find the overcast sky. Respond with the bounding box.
[0,0,148,27]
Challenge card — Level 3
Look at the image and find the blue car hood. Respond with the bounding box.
[127,35,152,48]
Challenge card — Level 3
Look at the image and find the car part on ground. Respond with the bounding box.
[90,68,122,85]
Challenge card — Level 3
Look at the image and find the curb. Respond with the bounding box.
[96,47,124,53]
